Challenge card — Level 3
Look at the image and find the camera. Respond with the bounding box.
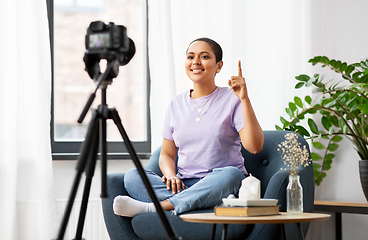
[83,21,135,80]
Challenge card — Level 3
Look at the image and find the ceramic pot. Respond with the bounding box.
[359,160,368,201]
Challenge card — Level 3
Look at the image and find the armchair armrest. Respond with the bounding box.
[263,170,289,211]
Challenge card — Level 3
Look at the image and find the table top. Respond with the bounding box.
[314,200,368,214]
[314,200,368,208]
[180,212,331,225]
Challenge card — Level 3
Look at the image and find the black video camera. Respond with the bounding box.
[83,21,135,80]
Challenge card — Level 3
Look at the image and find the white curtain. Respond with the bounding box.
[0,1,58,239]
[148,0,312,150]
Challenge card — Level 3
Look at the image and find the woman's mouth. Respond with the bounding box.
[191,68,204,74]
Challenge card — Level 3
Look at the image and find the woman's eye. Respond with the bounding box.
[187,56,194,60]
[202,55,209,59]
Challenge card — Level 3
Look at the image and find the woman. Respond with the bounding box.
[113,37,264,217]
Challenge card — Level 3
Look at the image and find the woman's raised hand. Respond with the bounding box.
[228,60,248,101]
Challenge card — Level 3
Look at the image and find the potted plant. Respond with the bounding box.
[275,56,368,199]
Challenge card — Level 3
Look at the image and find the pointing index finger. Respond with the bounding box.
[238,60,243,77]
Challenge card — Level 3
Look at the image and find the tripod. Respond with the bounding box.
[56,60,180,240]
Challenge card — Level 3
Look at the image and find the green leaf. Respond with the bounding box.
[348,83,366,89]
[319,131,329,139]
[330,116,339,127]
[294,96,303,108]
[286,108,294,118]
[305,95,312,105]
[357,104,368,114]
[305,78,315,87]
[315,172,326,186]
[306,108,317,114]
[313,141,325,149]
[360,74,368,83]
[343,125,348,134]
[313,162,321,170]
[289,102,297,112]
[340,62,348,72]
[308,57,319,66]
[295,82,305,89]
[323,159,332,170]
[311,152,322,160]
[331,135,343,142]
[275,125,283,130]
[321,116,332,131]
[325,99,336,108]
[361,61,368,69]
[352,71,363,81]
[345,65,355,75]
[295,74,310,82]
[295,125,310,137]
[312,87,324,93]
[325,153,335,161]
[322,56,330,65]
[280,117,289,128]
[328,143,339,151]
[308,118,319,134]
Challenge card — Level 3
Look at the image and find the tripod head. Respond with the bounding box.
[77,58,119,124]
[83,21,136,84]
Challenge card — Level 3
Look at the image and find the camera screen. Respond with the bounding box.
[89,33,110,48]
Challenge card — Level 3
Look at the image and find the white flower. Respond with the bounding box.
[278,133,312,175]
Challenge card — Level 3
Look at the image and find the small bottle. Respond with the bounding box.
[287,174,303,214]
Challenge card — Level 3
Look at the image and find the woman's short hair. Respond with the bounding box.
[187,37,223,63]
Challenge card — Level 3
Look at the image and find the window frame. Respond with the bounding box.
[47,0,151,160]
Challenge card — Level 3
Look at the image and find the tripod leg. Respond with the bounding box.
[74,123,100,240]
[109,108,180,240]
[100,109,108,198]
[56,111,99,240]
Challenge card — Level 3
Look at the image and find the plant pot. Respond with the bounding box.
[359,160,368,201]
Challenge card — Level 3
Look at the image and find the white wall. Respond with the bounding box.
[53,0,368,239]
[306,0,368,239]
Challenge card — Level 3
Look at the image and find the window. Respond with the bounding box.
[47,0,151,159]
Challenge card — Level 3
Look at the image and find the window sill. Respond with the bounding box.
[52,152,152,160]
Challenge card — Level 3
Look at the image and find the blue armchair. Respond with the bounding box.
[101,130,315,240]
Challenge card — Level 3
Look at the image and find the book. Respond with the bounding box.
[215,205,280,217]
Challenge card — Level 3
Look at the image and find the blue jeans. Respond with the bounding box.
[124,166,246,214]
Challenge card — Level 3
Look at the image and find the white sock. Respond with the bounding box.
[113,195,156,217]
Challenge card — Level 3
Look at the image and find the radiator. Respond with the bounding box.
[57,198,110,240]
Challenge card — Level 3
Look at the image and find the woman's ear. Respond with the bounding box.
[217,60,224,73]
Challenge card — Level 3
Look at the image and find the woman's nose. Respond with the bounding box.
[192,57,200,65]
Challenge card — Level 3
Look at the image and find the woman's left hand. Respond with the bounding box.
[228,60,248,101]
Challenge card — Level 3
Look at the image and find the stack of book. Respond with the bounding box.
[215,203,279,217]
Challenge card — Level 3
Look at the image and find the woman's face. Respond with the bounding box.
[185,41,223,84]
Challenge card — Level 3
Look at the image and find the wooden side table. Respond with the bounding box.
[180,212,330,240]
[314,200,368,240]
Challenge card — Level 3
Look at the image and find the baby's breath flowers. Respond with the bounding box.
[278,133,312,176]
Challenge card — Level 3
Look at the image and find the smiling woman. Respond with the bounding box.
[112,37,264,218]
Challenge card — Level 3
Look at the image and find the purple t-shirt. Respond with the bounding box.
[161,87,247,179]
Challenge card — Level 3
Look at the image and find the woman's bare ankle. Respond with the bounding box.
[161,200,175,211]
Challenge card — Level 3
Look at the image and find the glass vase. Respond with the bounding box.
[287,174,303,214]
